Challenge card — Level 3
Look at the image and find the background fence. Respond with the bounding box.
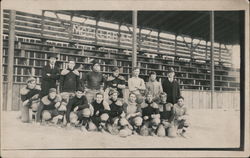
[1,83,240,111]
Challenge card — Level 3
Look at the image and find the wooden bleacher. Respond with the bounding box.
[2,10,240,93]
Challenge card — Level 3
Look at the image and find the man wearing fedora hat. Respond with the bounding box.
[161,67,181,104]
[40,53,60,98]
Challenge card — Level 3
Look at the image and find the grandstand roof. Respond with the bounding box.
[54,11,243,45]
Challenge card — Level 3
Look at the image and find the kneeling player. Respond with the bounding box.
[158,92,175,136]
[90,93,110,132]
[65,87,91,131]
[108,90,126,124]
[141,92,160,136]
[20,78,40,123]
[173,96,190,138]
[106,89,126,134]
[123,93,143,135]
[36,88,62,125]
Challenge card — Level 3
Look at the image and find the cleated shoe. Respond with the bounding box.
[80,126,88,133]
[180,131,191,139]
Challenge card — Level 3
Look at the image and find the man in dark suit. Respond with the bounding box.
[40,54,60,98]
[161,67,181,104]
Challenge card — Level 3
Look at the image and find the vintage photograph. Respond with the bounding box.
[1,0,249,157]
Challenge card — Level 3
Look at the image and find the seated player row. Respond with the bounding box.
[20,77,189,138]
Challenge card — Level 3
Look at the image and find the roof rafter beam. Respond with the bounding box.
[215,12,239,23]
[186,19,209,37]
[151,12,177,29]
[120,12,132,25]
[141,12,165,26]
[178,13,208,34]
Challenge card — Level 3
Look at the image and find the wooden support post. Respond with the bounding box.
[132,10,137,68]
[174,35,177,58]
[95,19,99,45]
[157,31,160,53]
[219,43,222,64]
[229,45,233,67]
[210,11,215,109]
[190,39,194,59]
[138,27,142,51]
[68,15,75,47]
[205,41,208,60]
[69,15,73,41]
[6,10,16,111]
[118,23,121,48]
[113,59,117,66]
[41,10,46,44]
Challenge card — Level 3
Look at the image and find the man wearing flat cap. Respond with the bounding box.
[161,67,181,104]
[40,53,60,98]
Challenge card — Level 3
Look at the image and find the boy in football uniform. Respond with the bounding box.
[123,93,143,135]
[106,67,126,99]
[82,61,106,103]
[60,59,80,99]
[141,92,160,136]
[173,96,190,138]
[20,78,40,123]
[36,88,62,125]
[90,93,110,132]
[65,87,92,131]
[106,89,126,135]
[158,92,174,125]
[107,89,126,124]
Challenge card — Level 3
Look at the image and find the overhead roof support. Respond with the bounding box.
[132,10,137,68]
[210,11,215,109]
[6,10,16,111]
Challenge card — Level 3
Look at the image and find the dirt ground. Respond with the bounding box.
[1,109,240,149]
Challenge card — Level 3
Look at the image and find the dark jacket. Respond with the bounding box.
[40,64,60,97]
[60,69,80,92]
[161,78,181,104]
[36,94,61,122]
[159,102,174,121]
[20,86,40,102]
[106,75,126,98]
[82,71,105,90]
[92,100,110,117]
[141,101,159,119]
[108,99,124,118]
[66,95,89,123]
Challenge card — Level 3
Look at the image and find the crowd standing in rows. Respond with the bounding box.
[20,54,190,138]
